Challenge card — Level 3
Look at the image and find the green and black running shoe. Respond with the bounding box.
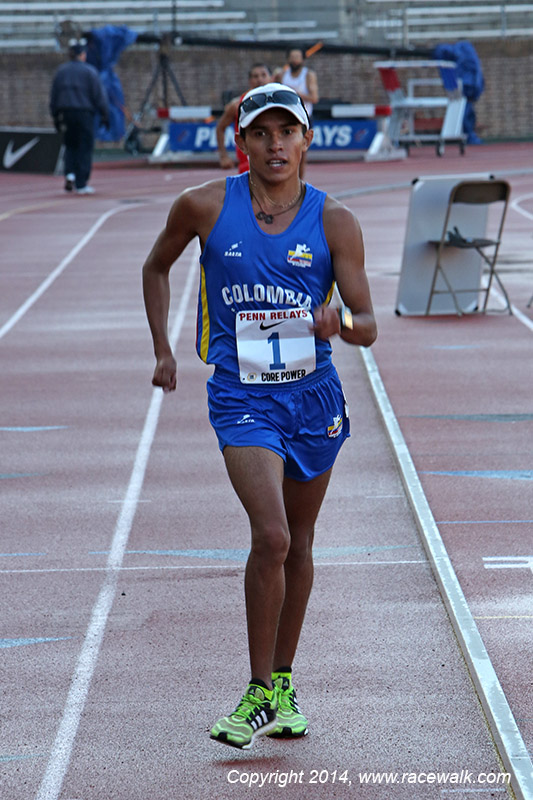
[268,671,309,738]
[210,682,278,749]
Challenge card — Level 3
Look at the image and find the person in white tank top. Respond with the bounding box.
[278,47,319,119]
[276,47,319,177]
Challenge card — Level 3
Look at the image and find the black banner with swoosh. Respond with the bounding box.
[0,127,62,173]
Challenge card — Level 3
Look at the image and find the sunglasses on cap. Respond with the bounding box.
[239,90,308,118]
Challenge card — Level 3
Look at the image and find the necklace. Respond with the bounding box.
[248,177,303,224]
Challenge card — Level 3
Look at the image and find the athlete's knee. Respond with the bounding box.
[286,528,314,565]
[250,522,290,565]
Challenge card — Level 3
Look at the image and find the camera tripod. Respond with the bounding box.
[124,36,187,154]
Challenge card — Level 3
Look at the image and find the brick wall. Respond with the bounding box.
[474,39,533,140]
[1,39,532,140]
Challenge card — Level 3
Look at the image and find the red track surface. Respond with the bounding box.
[1,143,533,799]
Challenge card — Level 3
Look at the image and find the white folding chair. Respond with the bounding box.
[426,179,511,316]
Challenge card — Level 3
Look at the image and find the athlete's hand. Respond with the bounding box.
[219,154,235,170]
[152,354,177,393]
[312,304,341,340]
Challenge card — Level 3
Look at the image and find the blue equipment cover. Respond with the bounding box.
[86,25,138,142]
[433,41,484,144]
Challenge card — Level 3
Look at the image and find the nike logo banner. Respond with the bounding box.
[0,128,62,173]
[3,137,40,169]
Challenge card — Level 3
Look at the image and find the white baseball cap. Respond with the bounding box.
[68,37,87,55]
[238,82,310,131]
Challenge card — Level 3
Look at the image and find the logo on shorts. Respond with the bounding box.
[224,241,243,258]
[327,415,343,438]
[237,413,255,425]
[288,243,313,268]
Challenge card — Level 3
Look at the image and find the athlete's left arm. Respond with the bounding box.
[314,197,377,347]
[304,69,320,105]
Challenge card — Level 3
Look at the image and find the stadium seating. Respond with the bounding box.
[363,0,533,44]
[0,0,338,50]
[0,0,531,51]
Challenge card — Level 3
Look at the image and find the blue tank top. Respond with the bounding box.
[196,173,335,379]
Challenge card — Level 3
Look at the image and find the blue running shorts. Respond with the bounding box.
[206,363,350,481]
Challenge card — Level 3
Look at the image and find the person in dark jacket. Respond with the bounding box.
[50,39,109,194]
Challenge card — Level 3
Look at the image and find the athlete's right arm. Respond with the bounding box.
[216,98,239,169]
[142,185,221,392]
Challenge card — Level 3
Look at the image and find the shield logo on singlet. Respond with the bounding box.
[288,243,313,268]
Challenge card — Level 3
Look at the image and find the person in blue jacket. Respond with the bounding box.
[50,39,109,194]
[142,83,377,750]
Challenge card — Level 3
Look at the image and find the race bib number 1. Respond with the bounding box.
[236,308,316,384]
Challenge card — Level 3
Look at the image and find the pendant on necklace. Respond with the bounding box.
[256,211,274,224]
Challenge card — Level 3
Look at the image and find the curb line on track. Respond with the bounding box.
[359,346,533,800]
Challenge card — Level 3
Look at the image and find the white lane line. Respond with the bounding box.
[359,346,533,800]
[511,192,533,222]
[489,284,533,333]
[504,192,533,332]
[475,617,533,621]
[483,556,533,571]
[0,559,429,575]
[34,244,199,800]
[0,206,130,341]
